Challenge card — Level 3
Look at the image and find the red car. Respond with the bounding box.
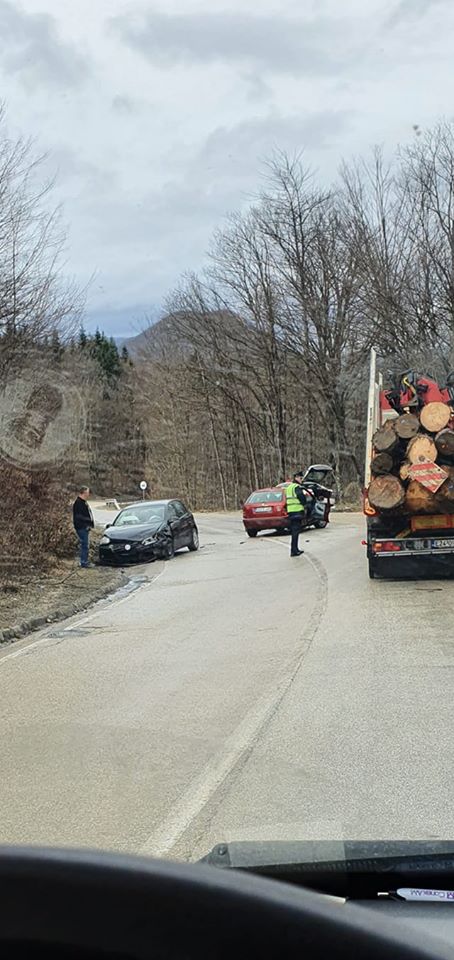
[242,488,288,537]
[242,466,334,537]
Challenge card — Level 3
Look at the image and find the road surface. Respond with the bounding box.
[0,511,453,859]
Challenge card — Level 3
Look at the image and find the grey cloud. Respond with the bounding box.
[76,108,351,293]
[0,0,89,88]
[242,72,273,104]
[38,146,115,196]
[195,110,351,179]
[111,10,355,77]
[385,0,447,27]
[112,94,138,115]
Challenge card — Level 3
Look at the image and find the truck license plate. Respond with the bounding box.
[431,539,453,549]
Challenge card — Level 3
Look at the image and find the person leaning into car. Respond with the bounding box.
[285,471,307,558]
[73,485,94,568]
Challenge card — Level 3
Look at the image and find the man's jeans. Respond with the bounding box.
[76,527,90,567]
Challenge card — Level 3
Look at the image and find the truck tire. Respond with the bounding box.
[368,557,377,579]
[247,529,258,538]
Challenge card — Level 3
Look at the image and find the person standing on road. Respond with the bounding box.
[285,471,307,558]
[73,485,94,569]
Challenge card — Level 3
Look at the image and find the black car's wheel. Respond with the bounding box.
[314,520,327,529]
[368,557,377,579]
[188,527,199,551]
[163,536,175,560]
[247,529,258,538]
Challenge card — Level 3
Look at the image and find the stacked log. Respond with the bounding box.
[368,475,405,512]
[435,429,454,459]
[420,402,450,433]
[406,435,437,464]
[395,414,420,440]
[369,400,454,516]
[371,452,394,475]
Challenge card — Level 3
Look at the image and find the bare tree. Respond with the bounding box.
[0,105,83,378]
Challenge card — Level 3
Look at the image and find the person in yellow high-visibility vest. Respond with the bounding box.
[285,471,307,557]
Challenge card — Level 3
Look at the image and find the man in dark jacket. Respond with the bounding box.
[285,471,307,557]
[73,486,94,568]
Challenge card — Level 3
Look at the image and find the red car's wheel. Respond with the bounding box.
[247,529,258,537]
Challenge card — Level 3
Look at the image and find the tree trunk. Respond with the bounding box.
[198,362,228,510]
[420,402,451,433]
[394,413,420,439]
[406,434,437,464]
[400,462,411,481]
[242,411,260,490]
[368,475,405,511]
[435,428,454,460]
[371,452,394,475]
[372,425,398,454]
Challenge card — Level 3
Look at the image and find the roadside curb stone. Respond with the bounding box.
[0,571,128,646]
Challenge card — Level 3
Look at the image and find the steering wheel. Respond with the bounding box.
[0,847,448,959]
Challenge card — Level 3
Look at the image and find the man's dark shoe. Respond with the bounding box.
[290,550,304,557]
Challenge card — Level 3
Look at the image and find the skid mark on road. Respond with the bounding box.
[139,547,328,860]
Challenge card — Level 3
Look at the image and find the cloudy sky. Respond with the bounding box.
[0,0,453,335]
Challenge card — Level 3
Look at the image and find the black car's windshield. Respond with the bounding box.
[113,504,166,526]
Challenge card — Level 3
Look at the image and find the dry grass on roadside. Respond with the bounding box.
[0,462,75,577]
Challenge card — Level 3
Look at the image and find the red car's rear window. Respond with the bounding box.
[246,490,284,504]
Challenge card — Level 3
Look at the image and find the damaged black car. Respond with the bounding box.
[99,499,199,564]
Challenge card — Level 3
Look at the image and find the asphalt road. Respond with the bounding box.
[0,511,453,860]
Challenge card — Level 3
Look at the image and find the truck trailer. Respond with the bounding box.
[364,349,454,578]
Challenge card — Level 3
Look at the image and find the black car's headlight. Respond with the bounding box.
[142,536,157,546]
[100,536,111,545]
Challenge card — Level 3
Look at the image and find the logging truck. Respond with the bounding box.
[364,348,454,579]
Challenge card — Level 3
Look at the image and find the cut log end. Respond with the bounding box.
[395,413,420,440]
[420,401,451,433]
[371,452,394,475]
[372,424,398,454]
[405,480,440,515]
[406,434,437,464]
[368,475,405,512]
[435,428,454,460]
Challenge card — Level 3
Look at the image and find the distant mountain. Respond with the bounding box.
[117,315,179,358]
[119,309,244,362]
[116,328,154,357]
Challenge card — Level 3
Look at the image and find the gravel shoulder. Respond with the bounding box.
[0,560,127,642]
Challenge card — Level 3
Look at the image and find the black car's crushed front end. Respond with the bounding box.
[99,538,162,565]
[99,526,170,565]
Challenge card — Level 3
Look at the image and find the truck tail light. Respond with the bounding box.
[373,541,402,552]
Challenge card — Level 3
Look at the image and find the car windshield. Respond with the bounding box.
[113,504,166,526]
[1,0,453,873]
